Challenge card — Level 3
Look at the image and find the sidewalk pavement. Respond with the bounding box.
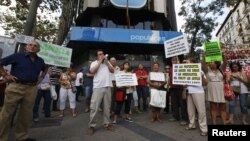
[3,96,249,141]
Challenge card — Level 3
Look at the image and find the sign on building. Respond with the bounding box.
[110,0,147,9]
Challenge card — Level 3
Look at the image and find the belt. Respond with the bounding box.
[15,81,37,86]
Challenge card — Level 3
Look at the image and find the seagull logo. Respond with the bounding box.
[110,0,147,9]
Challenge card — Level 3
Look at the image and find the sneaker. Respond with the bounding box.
[125,117,133,122]
[98,108,103,112]
[180,121,188,126]
[88,127,95,135]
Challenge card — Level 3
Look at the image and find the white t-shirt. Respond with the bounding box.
[75,72,83,86]
[187,71,205,94]
[90,60,112,88]
[187,85,205,94]
[110,66,120,81]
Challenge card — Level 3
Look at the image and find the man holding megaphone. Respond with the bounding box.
[88,49,114,135]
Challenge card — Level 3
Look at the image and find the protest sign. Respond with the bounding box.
[37,41,72,68]
[204,42,222,62]
[173,63,202,86]
[149,72,168,82]
[164,34,189,58]
[115,73,138,87]
[15,34,34,44]
[149,89,166,108]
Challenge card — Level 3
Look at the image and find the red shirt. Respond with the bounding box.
[135,69,148,86]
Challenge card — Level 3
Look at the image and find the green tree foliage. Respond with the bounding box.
[0,0,62,42]
[178,0,227,56]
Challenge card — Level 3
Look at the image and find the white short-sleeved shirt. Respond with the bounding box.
[90,60,112,88]
[75,72,83,86]
[187,71,205,94]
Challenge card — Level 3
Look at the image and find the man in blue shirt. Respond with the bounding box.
[0,41,47,141]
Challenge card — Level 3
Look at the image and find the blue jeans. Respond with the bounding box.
[136,86,148,111]
[33,89,51,118]
[229,93,248,114]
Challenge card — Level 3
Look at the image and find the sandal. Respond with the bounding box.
[104,124,115,131]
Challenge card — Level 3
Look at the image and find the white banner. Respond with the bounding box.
[15,34,34,44]
[173,63,202,86]
[149,89,166,108]
[37,40,72,68]
[115,73,138,87]
[164,34,189,58]
[149,72,168,82]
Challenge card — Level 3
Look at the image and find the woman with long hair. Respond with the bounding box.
[227,62,248,125]
[201,52,227,125]
[113,61,134,123]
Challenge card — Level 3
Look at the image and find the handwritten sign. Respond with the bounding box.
[115,73,138,87]
[173,63,202,86]
[204,42,222,62]
[149,89,166,108]
[149,72,168,82]
[15,34,34,44]
[164,34,189,58]
[37,40,72,68]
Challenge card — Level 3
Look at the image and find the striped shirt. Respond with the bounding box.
[48,66,62,85]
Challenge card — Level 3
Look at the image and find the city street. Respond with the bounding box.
[4,95,250,141]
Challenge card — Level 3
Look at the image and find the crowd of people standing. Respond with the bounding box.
[0,45,249,141]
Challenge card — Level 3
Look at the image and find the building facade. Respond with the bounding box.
[216,0,250,45]
[67,0,180,69]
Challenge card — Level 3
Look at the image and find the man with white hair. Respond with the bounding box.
[109,57,120,115]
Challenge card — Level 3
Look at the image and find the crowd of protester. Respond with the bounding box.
[0,44,249,141]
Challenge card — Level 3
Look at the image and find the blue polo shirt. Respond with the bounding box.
[0,52,46,83]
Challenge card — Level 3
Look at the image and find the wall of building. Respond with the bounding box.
[217,1,250,45]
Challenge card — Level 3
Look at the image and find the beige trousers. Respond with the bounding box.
[187,93,208,133]
[89,87,111,128]
[0,83,37,141]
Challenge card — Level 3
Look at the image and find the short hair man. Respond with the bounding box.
[0,41,47,141]
[88,49,114,135]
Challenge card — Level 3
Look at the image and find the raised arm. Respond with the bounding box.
[201,52,208,73]
[220,52,228,72]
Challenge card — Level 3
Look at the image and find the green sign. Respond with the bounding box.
[204,42,222,62]
[37,40,72,67]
